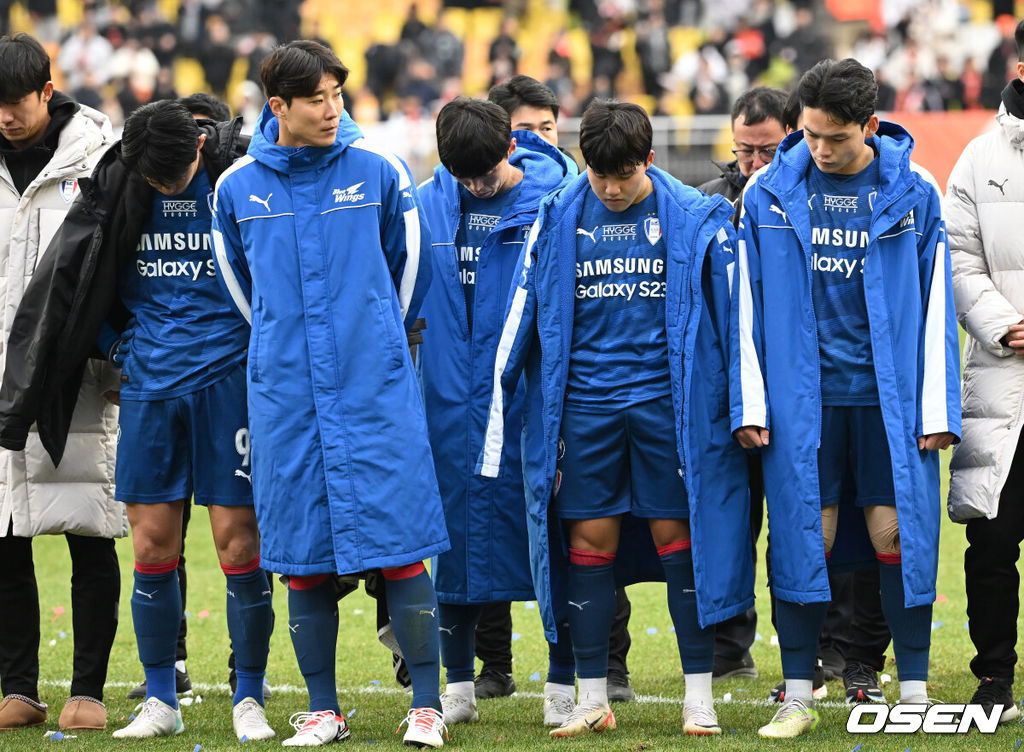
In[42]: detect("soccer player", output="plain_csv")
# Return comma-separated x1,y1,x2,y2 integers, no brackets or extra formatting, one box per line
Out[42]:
417,96,577,728
211,40,450,748
478,100,753,738
732,58,960,738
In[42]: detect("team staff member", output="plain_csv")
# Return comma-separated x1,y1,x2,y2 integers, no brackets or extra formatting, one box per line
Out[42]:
478,100,753,739
212,40,449,748
732,58,960,738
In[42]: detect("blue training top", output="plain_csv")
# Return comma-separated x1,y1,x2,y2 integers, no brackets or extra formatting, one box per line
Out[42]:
119,166,248,399
808,148,881,405
566,189,671,410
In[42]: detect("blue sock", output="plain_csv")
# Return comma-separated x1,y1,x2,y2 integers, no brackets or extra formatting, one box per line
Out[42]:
567,559,616,679
385,568,442,711
546,616,576,686
225,568,273,705
661,547,714,674
775,597,829,680
287,577,340,714
878,560,931,681
439,603,481,685
132,566,181,709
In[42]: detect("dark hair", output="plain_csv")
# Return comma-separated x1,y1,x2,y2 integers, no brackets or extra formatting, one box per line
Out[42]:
796,58,877,127
579,100,652,175
731,86,787,127
179,92,230,121
488,75,560,121
435,97,511,179
121,100,201,186
0,33,50,102
782,88,801,132
1016,19,1024,60
260,39,349,105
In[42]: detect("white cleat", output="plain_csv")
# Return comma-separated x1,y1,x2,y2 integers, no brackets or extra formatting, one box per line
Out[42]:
440,693,478,724
543,693,576,727
399,707,447,748
549,700,616,738
232,697,275,741
682,703,722,735
111,697,184,738
282,710,350,746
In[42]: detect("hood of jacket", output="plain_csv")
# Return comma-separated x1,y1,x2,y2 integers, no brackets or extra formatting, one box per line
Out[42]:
248,101,363,173
998,79,1024,150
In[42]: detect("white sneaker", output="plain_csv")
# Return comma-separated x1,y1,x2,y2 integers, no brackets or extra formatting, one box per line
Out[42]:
758,696,820,738
399,707,447,748
111,697,184,738
549,699,616,738
232,697,275,741
543,693,576,727
440,693,478,724
682,703,721,736
282,710,350,746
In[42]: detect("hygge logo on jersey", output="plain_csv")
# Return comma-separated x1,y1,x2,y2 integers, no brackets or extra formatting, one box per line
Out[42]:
846,703,1003,735
602,223,636,241
333,182,366,203
824,194,858,212
468,213,500,231
162,199,197,218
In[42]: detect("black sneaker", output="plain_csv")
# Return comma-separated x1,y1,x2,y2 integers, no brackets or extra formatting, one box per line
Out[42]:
770,664,826,702
713,650,758,681
971,677,1021,724
126,667,192,699
474,670,515,699
607,669,636,702
842,661,885,704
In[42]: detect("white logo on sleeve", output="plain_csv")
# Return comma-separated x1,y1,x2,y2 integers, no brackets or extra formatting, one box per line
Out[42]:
249,193,272,212
333,182,366,203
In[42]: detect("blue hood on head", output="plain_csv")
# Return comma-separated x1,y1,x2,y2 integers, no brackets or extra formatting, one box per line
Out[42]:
248,101,364,172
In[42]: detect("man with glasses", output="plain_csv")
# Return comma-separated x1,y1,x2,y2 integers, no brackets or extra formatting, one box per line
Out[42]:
697,86,787,683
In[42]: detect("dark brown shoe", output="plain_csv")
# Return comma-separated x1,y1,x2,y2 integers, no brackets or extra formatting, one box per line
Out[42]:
58,696,107,730
0,694,47,730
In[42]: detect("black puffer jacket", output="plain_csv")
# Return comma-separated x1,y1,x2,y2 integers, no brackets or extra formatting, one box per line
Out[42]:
697,159,747,222
0,117,248,465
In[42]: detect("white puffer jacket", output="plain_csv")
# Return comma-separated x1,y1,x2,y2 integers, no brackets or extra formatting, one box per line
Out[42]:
0,103,125,538
945,103,1024,522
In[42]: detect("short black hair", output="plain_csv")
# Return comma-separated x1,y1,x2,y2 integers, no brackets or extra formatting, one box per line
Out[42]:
121,100,201,186
579,100,652,175
179,92,230,121
796,58,877,127
488,75,560,121
260,39,349,105
0,33,50,102
435,97,511,179
731,86,787,127
782,88,801,132
1016,19,1024,60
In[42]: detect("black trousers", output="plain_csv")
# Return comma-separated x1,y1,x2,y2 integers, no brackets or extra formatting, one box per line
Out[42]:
475,588,633,674
966,427,1024,681
0,529,119,701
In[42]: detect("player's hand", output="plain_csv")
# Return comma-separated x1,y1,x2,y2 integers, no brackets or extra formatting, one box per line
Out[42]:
733,425,770,448
102,390,120,406
1004,320,1024,354
917,432,955,451
109,318,136,367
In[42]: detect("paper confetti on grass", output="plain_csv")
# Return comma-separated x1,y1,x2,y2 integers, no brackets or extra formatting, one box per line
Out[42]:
511,633,521,641
530,672,541,681
198,610,210,619
524,602,536,609
51,606,65,621
646,627,658,635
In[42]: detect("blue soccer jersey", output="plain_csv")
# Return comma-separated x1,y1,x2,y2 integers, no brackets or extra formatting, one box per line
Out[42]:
808,151,881,405
118,167,248,399
455,183,521,327
566,189,671,410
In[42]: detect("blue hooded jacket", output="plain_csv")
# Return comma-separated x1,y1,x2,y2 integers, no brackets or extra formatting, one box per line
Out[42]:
731,122,961,606
476,166,754,640
211,104,449,575
417,131,575,604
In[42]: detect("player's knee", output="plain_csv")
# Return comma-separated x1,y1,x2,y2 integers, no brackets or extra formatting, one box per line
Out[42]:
867,508,900,556
821,505,838,553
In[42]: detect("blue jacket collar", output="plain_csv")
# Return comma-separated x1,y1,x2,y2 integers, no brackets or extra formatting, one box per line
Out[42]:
248,101,363,171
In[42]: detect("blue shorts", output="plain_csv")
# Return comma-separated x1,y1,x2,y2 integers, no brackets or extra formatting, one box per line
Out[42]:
116,363,253,506
818,405,896,508
554,394,688,520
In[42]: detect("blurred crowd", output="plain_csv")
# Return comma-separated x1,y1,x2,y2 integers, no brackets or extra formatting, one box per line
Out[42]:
0,0,1020,133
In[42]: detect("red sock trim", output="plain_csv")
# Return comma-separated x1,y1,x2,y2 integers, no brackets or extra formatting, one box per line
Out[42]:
657,540,691,557
381,562,426,581
289,573,331,590
568,548,616,566
135,557,180,575
876,552,901,565
221,555,261,576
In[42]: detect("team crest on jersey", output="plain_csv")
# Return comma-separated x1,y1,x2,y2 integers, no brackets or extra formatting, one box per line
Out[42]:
59,178,79,203
643,217,661,245
207,191,215,213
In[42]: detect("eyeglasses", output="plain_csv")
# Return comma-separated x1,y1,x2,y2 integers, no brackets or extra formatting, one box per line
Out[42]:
731,146,778,163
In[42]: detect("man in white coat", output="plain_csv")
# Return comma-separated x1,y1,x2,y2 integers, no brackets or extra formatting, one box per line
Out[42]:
946,17,1024,726
0,33,123,732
